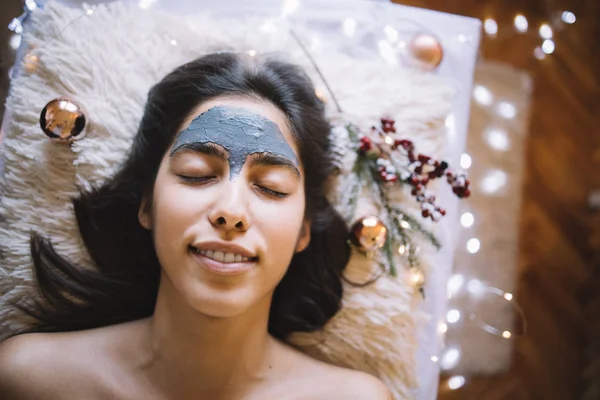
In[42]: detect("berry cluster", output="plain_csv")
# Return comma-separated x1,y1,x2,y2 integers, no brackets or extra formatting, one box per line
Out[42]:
356,117,471,221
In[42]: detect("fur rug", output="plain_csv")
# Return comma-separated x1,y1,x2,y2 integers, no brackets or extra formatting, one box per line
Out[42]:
0,1,453,398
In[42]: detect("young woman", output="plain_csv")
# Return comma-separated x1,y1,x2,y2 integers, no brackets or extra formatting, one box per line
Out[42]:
0,53,392,399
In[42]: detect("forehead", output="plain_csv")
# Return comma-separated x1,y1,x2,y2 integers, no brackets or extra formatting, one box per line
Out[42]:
180,96,297,152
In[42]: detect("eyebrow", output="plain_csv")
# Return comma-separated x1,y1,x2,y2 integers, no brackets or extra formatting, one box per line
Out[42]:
170,142,227,160
170,142,300,179
248,153,301,180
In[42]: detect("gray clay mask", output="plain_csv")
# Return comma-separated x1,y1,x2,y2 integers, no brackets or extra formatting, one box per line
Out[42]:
171,106,299,180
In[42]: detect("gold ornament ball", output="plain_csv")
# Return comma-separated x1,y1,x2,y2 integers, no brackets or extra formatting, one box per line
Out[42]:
350,216,388,252
409,33,444,70
39,98,87,141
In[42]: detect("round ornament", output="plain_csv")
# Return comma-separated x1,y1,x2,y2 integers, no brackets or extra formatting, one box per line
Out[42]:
349,216,388,252
409,33,444,70
39,98,87,141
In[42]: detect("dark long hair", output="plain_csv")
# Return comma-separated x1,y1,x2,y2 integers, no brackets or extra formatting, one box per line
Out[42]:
11,52,350,341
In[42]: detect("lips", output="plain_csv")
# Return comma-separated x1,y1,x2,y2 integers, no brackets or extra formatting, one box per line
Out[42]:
190,241,257,259
188,242,258,276
190,247,253,263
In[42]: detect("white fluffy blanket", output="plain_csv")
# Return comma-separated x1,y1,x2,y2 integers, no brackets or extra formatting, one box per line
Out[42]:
0,1,453,398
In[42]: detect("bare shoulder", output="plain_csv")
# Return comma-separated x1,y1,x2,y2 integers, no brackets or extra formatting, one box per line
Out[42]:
0,322,139,400
319,365,393,400
0,332,70,399
279,343,392,399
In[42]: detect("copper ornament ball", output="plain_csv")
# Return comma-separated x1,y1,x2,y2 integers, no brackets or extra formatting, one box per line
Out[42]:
350,216,388,252
409,33,444,70
39,98,87,141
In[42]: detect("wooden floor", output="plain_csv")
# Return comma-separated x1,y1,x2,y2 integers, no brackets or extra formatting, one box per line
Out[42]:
1,1,599,399
391,0,600,398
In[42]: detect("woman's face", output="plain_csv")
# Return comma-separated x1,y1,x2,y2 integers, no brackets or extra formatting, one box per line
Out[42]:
138,96,311,317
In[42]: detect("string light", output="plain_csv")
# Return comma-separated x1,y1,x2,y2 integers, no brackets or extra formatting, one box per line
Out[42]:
497,101,517,119
248,49,257,57
447,274,465,297
466,238,480,254
481,169,507,194
473,85,493,106
467,286,528,339
561,11,576,24
169,39,177,46
440,347,461,369
431,356,439,363
398,245,407,255
514,14,528,32
399,220,411,229
539,23,553,39
447,309,461,324
460,212,474,228
438,322,448,334
467,279,485,295
460,153,472,169
484,127,510,151
542,39,555,54
483,19,498,36
448,375,466,390
409,267,425,289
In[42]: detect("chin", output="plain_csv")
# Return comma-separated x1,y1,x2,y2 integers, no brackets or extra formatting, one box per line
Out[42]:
183,281,259,318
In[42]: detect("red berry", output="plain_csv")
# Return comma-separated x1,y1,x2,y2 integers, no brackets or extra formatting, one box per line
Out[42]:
422,210,430,218
439,209,446,216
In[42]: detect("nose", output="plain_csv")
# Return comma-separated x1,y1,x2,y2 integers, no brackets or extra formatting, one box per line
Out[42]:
208,181,250,233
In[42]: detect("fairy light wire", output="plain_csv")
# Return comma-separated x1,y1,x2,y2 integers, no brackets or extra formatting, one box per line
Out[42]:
467,286,527,339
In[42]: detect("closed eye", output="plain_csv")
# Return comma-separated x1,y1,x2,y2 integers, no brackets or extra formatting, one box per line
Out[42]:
177,175,216,184
177,175,288,198
255,184,289,199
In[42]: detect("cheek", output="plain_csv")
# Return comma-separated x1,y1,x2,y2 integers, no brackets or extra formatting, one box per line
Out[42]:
254,195,306,256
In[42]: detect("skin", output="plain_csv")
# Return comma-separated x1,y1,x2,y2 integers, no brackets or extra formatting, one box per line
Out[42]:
0,96,392,400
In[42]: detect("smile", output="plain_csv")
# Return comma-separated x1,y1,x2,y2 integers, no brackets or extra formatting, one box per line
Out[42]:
189,246,257,276
189,246,257,264
193,248,248,263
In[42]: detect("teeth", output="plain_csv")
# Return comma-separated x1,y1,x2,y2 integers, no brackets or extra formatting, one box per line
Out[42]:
194,247,251,264
213,251,225,262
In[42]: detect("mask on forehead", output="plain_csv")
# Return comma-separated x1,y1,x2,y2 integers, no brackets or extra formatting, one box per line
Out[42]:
171,106,299,180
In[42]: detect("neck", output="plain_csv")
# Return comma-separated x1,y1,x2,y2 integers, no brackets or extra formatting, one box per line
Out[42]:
138,272,278,399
